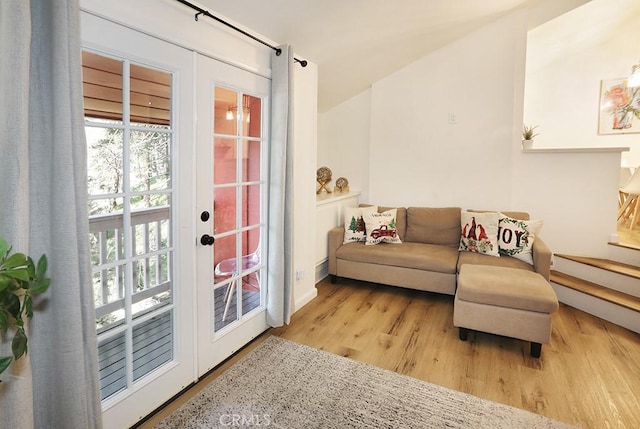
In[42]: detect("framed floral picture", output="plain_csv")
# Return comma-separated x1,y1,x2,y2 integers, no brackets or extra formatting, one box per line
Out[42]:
598,78,640,134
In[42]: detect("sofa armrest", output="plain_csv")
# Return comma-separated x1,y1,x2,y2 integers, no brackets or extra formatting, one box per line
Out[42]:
328,226,345,275
532,237,552,282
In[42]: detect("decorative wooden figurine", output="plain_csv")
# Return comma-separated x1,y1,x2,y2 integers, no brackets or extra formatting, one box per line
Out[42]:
316,166,333,194
334,177,349,193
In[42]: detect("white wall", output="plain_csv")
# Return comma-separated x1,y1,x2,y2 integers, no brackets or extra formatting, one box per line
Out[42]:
369,12,522,209
511,149,621,257
318,89,372,201
292,62,319,310
524,0,640,166
318,0,623,257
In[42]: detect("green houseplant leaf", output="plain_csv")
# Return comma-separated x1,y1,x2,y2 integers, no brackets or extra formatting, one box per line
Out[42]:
1,252,28,270
0,311,8,332
522,124,539,140
0,237,9,259
0,356,12,374
2,292,21,319
36,254,48,280
0,274,10,293
0,236,50,380
29,277,51,295
12,327,28,359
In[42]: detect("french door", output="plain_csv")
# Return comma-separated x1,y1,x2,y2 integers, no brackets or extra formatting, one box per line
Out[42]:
82,12,196,429
195,55,270,376
82,11,272,428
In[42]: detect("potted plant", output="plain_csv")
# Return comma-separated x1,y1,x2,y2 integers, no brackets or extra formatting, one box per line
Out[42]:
522,124,539,149
0,236,50,379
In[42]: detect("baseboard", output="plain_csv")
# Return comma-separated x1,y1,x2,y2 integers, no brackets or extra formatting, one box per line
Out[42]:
315,260,328,284
294,288,318,313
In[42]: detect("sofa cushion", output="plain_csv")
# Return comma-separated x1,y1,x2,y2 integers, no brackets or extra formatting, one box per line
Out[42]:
501,211,530,221
457,251,534,273
378,206,407,242
360,205,407,241
459,210,500,257
363,209,402,245
470,209,530,221
343,205,378,244
405,207,461,246
457,265,558,313
336,242,459,274
498,214,543,265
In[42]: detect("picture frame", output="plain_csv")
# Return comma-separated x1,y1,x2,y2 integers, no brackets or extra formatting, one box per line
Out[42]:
598,78,640,134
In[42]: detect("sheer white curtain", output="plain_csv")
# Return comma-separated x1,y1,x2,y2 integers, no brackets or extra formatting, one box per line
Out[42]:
0,1,102,427
267,45,295,326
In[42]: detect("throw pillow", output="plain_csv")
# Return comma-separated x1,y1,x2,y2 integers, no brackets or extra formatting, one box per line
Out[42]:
459,210,500,257
363,209,402,245
498,214,543,265
343,206,378,244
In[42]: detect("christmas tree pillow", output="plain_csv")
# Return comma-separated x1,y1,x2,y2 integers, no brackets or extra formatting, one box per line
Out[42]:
498,214,543,265
343,206,378,244
363,208,402,245
458,210,500,257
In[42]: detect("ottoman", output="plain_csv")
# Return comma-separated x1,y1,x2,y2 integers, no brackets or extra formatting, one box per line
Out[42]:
454,264,559,358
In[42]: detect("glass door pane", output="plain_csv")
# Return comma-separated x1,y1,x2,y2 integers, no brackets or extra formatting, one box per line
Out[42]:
195,52,269,377
212,86,265,331
84,50,176,401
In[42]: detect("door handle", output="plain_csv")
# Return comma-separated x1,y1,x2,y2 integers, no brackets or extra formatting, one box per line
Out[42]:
200,234,215,246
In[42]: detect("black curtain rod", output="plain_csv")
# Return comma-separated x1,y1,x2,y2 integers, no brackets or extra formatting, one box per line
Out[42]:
175,0,307,67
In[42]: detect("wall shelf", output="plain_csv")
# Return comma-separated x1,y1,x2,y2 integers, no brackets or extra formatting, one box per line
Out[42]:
316,190,361,206
522,147,629,154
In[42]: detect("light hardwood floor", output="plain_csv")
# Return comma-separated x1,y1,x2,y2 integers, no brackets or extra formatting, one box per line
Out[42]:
616,219,640,248
140,277,640,429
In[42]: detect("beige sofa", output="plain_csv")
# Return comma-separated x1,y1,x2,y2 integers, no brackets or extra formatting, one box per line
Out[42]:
454,264,559,357
327,206,552,292
327,205,556,357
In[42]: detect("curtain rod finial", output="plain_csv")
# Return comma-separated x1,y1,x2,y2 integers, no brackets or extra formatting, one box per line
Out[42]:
275,48,282,56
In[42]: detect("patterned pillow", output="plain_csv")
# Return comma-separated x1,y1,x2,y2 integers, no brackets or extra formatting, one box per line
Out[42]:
498,214,543,264
343,206,378,244
363,209,402,245
459,210,500,257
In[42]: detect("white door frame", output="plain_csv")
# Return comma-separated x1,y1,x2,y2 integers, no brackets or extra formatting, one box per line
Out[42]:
195,53,270,376
81,11,197,429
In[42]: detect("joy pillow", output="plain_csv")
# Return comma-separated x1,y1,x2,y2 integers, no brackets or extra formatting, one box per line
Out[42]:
498,214,543,265
459,210,500,257
343,206,378,244
363,209,402,245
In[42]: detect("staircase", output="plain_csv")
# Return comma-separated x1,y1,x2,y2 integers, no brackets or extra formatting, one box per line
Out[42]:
550,243,640,334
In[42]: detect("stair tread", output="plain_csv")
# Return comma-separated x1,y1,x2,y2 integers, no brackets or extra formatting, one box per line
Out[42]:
608,241,640,251
555,254,640,280
551,271,640,313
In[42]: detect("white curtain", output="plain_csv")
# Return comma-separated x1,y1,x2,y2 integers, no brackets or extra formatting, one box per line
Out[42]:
0,1,102,428
267,45,295,326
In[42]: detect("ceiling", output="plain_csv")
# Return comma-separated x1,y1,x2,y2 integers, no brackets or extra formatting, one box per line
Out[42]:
199,0,545,112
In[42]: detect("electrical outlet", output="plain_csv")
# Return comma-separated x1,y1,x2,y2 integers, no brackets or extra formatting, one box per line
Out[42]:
448,113,457,124
296,269,305,280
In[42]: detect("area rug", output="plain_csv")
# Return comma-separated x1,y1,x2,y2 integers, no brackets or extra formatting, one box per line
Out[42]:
156,336,574,429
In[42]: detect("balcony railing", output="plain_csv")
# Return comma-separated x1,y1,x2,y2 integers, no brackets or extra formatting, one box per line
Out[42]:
90,206,171,328
90,205,174,400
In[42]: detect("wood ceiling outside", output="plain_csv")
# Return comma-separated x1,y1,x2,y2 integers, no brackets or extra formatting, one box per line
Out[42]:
82,51,171,126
